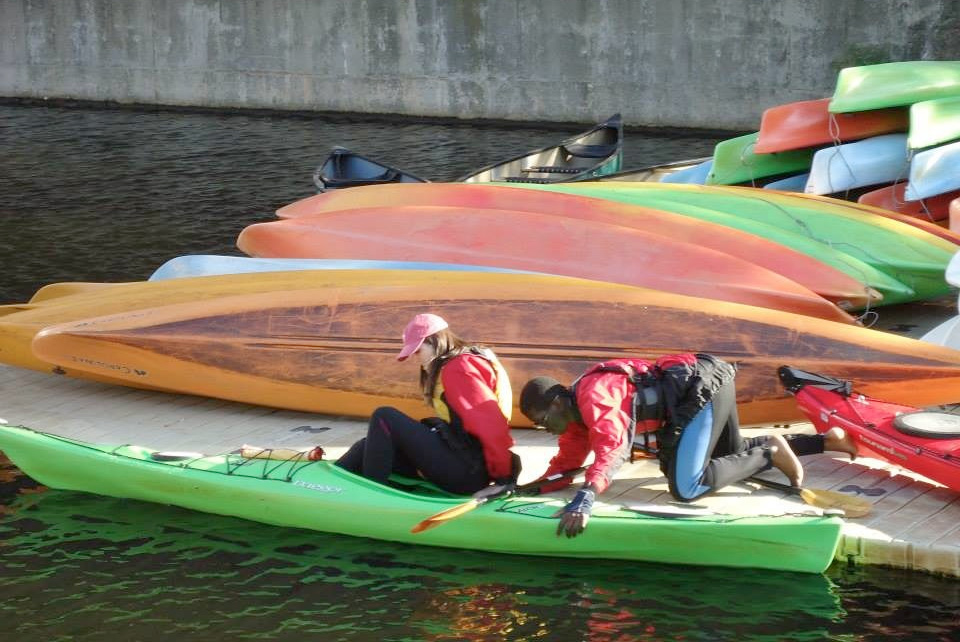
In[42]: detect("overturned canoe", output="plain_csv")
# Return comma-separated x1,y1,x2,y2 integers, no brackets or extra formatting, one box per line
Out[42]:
0,424,844,573
25,270,960,426
755,98,907,154
237,206,857,323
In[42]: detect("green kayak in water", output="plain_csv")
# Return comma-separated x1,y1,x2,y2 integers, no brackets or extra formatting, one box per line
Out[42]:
0,425,843,574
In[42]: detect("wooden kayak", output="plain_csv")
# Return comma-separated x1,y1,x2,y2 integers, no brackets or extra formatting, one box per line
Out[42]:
312,146,428,191
0,424,844,573
906,139,960,201
857,183,959,222
457,114,622,183
706,132,816,186
511,182,952,305
269,183,881,310
780,366,960,493
909,96,960,151
236,206,857,323
829,61,960,113
804,134,910,195
25,270,960,427
754,98,908,154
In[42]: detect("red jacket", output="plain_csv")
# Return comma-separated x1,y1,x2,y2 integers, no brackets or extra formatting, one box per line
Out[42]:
541,354,697,494
439,353,515,481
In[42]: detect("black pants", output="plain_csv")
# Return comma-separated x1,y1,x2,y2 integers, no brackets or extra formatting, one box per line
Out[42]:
664,382,827,501
335,406,489,495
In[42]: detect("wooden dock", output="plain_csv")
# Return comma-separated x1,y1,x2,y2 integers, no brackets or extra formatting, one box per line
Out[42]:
1,362,958,577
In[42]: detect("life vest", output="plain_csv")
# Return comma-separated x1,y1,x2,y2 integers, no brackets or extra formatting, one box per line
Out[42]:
425,347,512,472
430,347,512,424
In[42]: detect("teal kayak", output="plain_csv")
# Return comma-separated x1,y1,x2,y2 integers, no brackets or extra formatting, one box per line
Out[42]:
829,61,960,113
507,182,943,305
0,425,843,574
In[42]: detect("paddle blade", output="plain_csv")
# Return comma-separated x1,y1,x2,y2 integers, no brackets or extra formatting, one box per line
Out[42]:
411,499,481,533
798,488,872,518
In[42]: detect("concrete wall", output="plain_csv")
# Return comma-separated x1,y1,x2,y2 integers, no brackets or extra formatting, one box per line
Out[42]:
2,0,958,130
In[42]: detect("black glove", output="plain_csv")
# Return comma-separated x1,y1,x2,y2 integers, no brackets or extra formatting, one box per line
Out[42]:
556,487,595,538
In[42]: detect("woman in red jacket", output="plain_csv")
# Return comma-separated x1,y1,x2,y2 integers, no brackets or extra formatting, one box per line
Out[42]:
336,313,519,494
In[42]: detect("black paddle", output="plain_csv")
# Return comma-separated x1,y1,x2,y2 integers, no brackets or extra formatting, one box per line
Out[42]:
411,466,587,533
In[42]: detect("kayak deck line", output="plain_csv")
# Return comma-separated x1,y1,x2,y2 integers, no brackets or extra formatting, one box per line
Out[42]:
0,363,958,577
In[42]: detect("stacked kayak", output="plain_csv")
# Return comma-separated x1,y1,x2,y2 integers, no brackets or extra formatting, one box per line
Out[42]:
239,205,857,323
0,424,844,573
10,270,960,426
780,366,960,494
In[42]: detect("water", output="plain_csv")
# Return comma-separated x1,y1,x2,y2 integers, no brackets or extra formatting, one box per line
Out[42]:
1,103,959,641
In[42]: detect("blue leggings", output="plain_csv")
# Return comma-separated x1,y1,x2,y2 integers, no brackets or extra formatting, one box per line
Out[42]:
666,382,772,501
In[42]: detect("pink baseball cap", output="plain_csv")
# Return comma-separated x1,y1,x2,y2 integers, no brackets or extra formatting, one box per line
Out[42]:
396,313,449,361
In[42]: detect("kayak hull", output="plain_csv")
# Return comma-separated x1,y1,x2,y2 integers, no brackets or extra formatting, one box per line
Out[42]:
756,98,907,154
23,270,960,427
0,424,843,573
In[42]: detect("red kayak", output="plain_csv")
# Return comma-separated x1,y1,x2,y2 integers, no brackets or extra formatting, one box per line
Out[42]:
779,366,960,493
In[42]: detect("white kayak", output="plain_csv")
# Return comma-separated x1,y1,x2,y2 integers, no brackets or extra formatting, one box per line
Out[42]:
805,134,910,195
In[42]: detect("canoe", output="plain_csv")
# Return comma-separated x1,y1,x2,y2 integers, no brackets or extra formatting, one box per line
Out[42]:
269,183,882,310
906,139,960,201
706,132,816,186
755,98,908,154
457,114,622,183
312,146,428,191
591,157,711,183
236,206,858,323
0,424,844,573
780,366,960,493
149,256,534,281
909,96,960,150
508,182,954,305
829,61,960,114
857,183,959,222
25,270,960,427
804,134,910,195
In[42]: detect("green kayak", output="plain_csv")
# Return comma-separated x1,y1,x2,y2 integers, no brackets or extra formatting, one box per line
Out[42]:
510,182,954,305
0,425,843,574
706,132,816,186
830,61,960,114
909,96,960,150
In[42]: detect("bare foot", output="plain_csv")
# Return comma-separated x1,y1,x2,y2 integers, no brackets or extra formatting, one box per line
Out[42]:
768,434,804,487
824,427,858,461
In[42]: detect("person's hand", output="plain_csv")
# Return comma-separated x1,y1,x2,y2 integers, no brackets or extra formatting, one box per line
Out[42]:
552,487,595,538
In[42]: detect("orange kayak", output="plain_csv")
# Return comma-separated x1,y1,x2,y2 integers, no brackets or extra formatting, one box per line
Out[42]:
237,206,856,324
755,98,908,154
857,183,960,222
28,270,960,427
274,183,880,310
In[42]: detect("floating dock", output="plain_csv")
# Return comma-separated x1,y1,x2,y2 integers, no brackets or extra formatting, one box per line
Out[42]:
0,362,958,577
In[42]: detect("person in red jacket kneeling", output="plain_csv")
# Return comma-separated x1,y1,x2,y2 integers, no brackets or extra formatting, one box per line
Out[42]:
336,313,520,495
519,353,856,538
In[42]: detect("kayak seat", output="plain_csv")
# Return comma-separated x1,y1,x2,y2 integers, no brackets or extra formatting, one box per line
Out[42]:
522,166,582,174
560,142,618,159
892,411,960,439
321,169,400,188
502,176,557,184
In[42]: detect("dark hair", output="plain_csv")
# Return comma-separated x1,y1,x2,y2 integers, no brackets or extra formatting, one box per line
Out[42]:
519,376,567,420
